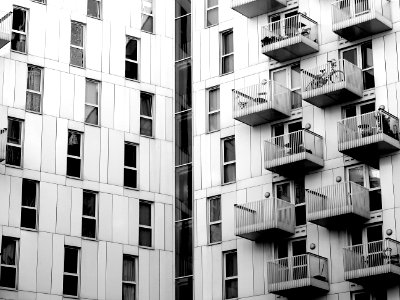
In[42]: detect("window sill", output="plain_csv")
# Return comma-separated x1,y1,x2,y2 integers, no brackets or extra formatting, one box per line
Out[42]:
11,49,27,55
0,287,17,292
221,181,236,186
87,15,102,20
220,71,234,77
124,186,139,191
63,295,79,299
141,30,155,35
21,227,37,232
208,241,222,246
206,129,220,134
84,122,100,128
140,134,154,139
31,0,46,4
70,64,85,69
139,245,155,250
205,23,218,29
5,164,22,169
26,109,42,115
66,175,83,181
125,77,141,83
81,236,97,241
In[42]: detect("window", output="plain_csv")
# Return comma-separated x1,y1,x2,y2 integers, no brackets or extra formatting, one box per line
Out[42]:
140,92,153,137
139,201,152,247
346,164,381,211
224,251,238,299
124,143,138,189
6,118,23,167
26,65,43,113
11,6,28,53
272,120,303,150
275,238,306,259
85,79,100,125
63,246,80,297
122,255,137,300
352,291,387,300
207,87,220,132
126,37,139,80
0,237,18,289
70,22,85,68
206,0,218,27
67,130,83,178
21,179,39,230
269,10,298,37
208,196,221,244
87,0,101,18
343,100,375,119
82,191,97,239
141,0,153,33
222,137,236,184
341,41,374,90
221,30,234,75
274,180,305,226
271,64,302,109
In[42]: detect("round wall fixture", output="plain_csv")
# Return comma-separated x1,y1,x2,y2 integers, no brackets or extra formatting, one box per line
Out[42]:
379,105,385,110
310,243,316,250
264,192,270,198
386,229,393,236
305,123,311,130
336,176,342,183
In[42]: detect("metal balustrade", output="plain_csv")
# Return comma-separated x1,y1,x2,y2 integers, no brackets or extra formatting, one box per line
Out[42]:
261,13,318,62
234,197,295,241
0,11,12,49
0,128,6,162
343,239,400,284
267,253,329,296
338,109,400,160
232,81,296,126
231,0,286,18
306,181,370,227
264,129,324,175
301,59,363,108
331,0,392,41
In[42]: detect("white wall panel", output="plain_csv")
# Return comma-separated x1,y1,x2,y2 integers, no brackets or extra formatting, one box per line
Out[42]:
36,232,53,294
19,231,38,292
73,75,85,122
159,251,173,300
139,248,150,300
140,137,150,191
24,113,42,171
3,59,16,108
83,125,101,182
107,129,124,186
81,240,98,299
8,176,22,228
50,234,65,295
14,61,26,110
60,72,75,121
56,185,72,235
0,175,10,226
211,244,223,300
106,242,123,300
114,85,130,132
141,34,151,83
39,182,58,233
43,68,60,117
70,187,83,237
41,115,57,174
149,250,160,300
112,195,129,244
86,19,103,72
44,6,60,61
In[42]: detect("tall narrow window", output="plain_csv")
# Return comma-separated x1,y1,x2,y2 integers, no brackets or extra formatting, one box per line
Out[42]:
70,22,85,68
11,7,28,53
85,79,100,125
222,137,236,184
221,29,234,75
140,92,153,137
125,37,139,81
124,143,138,189
207,87,220,132
275,180,305,226
224,251,238,299
6,118,23,167
63,246,80,297
21,179,39,230
208,196,221,244
67,130,83,178
26,65,43,113
0,237,18,289
139,201,152,247
122,255,137,300
141,0,153,33
82,191,97,239
206,0,218,27
271,64,302,109
87,0,101,18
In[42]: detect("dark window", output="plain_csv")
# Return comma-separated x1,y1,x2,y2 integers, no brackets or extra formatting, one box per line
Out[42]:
67,131,82,178
0,237,18,289
126,37,139,80
223,137,236,184
209,196,221,243
140,92,153,137
221,30,234,75
87,0,101,18
175,112,192,165
208,87,220,132
26,65,43,113
175,219,193,276
6,118,23,167
63,246,80,297
175,277,193,300
124,143,138,189
70,22,85,67
175,165,192,220
206,0,218,27
122,255,137,300
175,15,191,60
21,179,38,229
85,79,100,125
175,60,192,111
224,251,238,299
139,201,152,247
82,191,97,239
11,7,27,53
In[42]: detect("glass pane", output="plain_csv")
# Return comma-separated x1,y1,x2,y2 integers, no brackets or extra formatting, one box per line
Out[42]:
141,15,153,33
342,48,358,65
87,0,101,18
367,225,382,243
83,192,96,216
222,31,233,55
175,112,192,165
63,274,79,296
64,247,78,273
27,66,41,92
175,0,191,17
82,218,96,238
272,69,287,87
139,227,152,247
125,61,139,80
124,143,137,168
295,205,306,226
175,277,193,300
22,179,37,207
175,60,192,111
294,180,305,204
225,279,238,299
209,89,219,112
175,165,192,220
66,157,81,178
208,0,218,7
139,202,151,226
276,182,290,202
225,252,237,277
12,8,26,32
224,164,236,183
344,105,357,118
351,228,363,245
6,145,21,166
86,81,98,105
224,138,235,162
292,239,306,256
209,113,220,132
368,167,380,188
124,169,138,189
123,256,136,281
71,23,83,47
210,223,221,243
11,32,26,53
348,166,364,187
1,237,16,265
273,123,284,137
26,92,41,113
140,93,153,116
354,292,370,300
369,189,382,211
277,241,288,258
209,197,221,222
288,121,302,133
70,47,84,67
68,132,81,156
7,119,21,144
362,42,373,69
291,65,301,89
175,220,193,276
360,102,375,115
85,106,98,125
123,284,136,300
21,207,37,229
126,38,138,61
0,266,16,288
175,15,191,60
222,55,234,74
142,0,153,14
140,118,152,136
207,8,218,27
363,69,375,90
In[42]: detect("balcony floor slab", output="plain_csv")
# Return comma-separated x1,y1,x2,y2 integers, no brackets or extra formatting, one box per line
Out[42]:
269,278,329,297
232,0,286,18
234,108,290,126
265,152,324,176
345,264,400,286
237,226,294,241
308,210,369,228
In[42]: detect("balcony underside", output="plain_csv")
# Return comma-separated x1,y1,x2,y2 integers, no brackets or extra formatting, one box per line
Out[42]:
308,208,369,228
265,152,324,176
262,35,319,62
345,264,400,286
333,12,392,42
269,278,329,297
234,108,290,126
302,82,361,108
232,0,286,18
0,32,11,49
236,226,294,241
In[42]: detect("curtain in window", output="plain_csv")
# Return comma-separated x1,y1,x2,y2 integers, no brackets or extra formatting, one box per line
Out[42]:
140,94,152,117
122,284,136,300
123,257,135,281
71,23,83,46
27,68,41,91
26,93,41,112
7,119,20,144
1,239,15,265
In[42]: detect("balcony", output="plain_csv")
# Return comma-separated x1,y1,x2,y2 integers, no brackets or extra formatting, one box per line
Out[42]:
331,0,392,42
343,239,400,285
231,0,286,18
301,59,363,108
306,181,370,228
264,129,324,176
0,128,6,162
232,81,300,126
0,11,11,49
338,110,400,164
267,253,330,297
261,13,319,62
234,197,295,241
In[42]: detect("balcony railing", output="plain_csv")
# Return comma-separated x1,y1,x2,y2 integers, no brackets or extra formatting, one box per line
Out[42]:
234,197,295,241
0,11,12,49
306,181,370,227
267,253,329,296
301,59,363,108
338,110,400,161
231,0,286,18
264,129,324,175
261,13,319,62
343,239,400,285
0,128,6,162
332,0,392,41
232,81,298,126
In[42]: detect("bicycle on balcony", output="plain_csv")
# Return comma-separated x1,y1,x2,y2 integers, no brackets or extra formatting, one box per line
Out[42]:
304,59,345,91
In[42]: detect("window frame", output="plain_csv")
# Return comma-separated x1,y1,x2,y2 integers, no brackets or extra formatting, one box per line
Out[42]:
206,86,220,133
81,190,98,239
26,65,43,114
220,29,234,75
6,117,24,168
141,0,154,33
208,195,222,244
274,179,305,226
20,178,39,230
66,130,83,179
206,0,218,27
274,237,307,259
87,0,102,19
139,200,154,248
140,92,154,137
70,21,86,68
11,6,28,54
223,250,238,300
222,136,236,184
85,79,100,126
124,142,139,189
122,254,138,300
0,237,19,289
125,36,140,81
270,63,302,109
63,246,80,298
